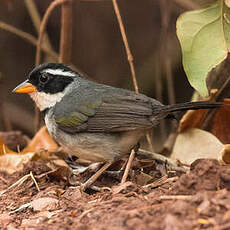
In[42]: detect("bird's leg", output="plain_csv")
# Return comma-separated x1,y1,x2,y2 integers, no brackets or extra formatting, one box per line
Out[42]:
81,162,112,191
71,162,102,175
121,143,140,183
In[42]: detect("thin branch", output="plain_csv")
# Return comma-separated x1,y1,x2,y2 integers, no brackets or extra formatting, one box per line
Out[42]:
30,171,40,192
25,0,57,131
159,195,194,200
0,174,31,196
112,0,138,93
160,0,175,105
36,0,71,66
59,0,73,63
8,203,31,214
24,0,53,51
0,21,58,60
121,149,135,183
35,0,71,131
137,149,178,167
143,175,179,188
112,0,154,179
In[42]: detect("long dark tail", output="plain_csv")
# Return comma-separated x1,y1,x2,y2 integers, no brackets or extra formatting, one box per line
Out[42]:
157,101,222,115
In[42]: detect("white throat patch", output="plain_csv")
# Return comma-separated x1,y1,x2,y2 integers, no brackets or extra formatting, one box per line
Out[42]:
29,91,64,111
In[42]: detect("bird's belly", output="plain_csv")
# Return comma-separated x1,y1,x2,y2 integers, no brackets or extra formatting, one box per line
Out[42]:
57,132,124,162
45,113,146,163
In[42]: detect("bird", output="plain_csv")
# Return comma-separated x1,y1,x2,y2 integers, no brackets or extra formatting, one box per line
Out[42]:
13,63,221,190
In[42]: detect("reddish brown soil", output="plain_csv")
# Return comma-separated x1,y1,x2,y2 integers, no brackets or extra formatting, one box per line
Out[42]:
1,158,230,230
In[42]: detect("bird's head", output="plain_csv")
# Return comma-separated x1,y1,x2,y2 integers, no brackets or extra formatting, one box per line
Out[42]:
13,63,76,111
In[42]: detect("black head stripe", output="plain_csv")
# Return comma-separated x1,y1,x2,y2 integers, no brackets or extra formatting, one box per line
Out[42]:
28,63,75,94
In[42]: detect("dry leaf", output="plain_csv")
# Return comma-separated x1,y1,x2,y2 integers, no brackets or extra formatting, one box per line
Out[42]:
23,126,58,153
136,171,153,186
0,152,34,174
179,109,208,133
211,99,230,144
219,144,230,164
179,99,230,144
225,0,230,7
172,128,224,165
0,136,15,155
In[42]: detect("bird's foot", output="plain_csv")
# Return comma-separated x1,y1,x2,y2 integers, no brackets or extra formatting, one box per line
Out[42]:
68,162,112,192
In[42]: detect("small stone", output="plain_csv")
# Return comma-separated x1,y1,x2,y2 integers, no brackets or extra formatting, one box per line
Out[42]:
31,197,59,212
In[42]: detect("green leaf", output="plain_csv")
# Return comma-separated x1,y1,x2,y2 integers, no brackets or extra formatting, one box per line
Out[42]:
176,0,230,96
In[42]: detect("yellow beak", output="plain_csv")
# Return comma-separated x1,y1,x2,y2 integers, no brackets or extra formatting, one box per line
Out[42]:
12,80,36,94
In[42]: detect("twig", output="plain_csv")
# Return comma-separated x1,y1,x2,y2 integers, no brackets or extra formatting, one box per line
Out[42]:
0,176,8,184
59,0,73,64
89,185,112,192
112,0,154,180
24,0,53,51
160,0,175,106
35,0,71,66
35,0,71,131
30,171,40,192
121,149,135,183
0,174,31,196
146,132,154,152
137,149,179,168
0,21,58,60
79,208,95,221
155,54,166,139
112,0,138,93
159,195,193,200
143,175,178,188
8,203,31,214
25,0,64,131
112,0,138,183
143,175,168,188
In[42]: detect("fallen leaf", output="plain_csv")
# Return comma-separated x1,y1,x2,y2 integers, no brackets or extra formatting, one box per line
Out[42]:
136,171,153,186
23,126,58,153
179,99,230,144
172,128,224,165
0,152,34,174
211,99,230,143
179,109,208,133
0,150,68,174
225,0,230,8
223,210,230,221
219,144,230,164
0,136,14,155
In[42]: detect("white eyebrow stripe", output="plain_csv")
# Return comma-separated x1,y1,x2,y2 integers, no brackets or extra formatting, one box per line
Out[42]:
43,68,76,77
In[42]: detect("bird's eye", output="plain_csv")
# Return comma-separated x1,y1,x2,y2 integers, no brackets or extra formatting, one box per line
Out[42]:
39,73,49,84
